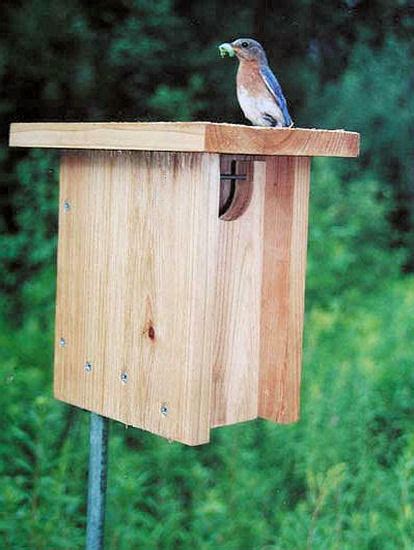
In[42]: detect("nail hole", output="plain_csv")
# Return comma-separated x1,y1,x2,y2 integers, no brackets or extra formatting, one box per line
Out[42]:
120,372,128,383
160,404,169,416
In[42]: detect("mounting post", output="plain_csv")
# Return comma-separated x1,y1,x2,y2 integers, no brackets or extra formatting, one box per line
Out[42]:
86,413,109,550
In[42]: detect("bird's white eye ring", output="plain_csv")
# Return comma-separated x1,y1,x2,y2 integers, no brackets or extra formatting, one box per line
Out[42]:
241,41,249,48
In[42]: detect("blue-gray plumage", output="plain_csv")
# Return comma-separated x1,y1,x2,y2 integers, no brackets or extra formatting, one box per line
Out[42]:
219,38,293,128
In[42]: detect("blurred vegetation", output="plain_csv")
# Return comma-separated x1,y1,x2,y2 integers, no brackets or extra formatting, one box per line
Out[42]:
1,1,414,548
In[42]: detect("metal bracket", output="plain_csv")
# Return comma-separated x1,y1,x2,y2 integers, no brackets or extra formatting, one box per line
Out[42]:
219,156,253,221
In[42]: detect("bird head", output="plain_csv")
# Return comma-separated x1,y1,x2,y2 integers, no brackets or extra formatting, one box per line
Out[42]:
219,38,268,64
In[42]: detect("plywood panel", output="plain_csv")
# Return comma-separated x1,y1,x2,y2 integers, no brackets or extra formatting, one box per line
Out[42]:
259,157,310,423
10,122,360,158
211,160,266,427
54,151,220,445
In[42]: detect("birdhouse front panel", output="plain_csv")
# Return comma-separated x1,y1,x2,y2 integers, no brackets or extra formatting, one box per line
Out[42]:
54,150,221,445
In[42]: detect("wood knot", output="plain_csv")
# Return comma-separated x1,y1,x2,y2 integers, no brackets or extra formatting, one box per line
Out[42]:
143,321,156,341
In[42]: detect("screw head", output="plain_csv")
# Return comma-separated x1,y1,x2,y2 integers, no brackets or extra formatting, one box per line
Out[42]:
160,404,169,416
120,372,128,383
59,337,66,347
84,361,92,372
63,201,71,212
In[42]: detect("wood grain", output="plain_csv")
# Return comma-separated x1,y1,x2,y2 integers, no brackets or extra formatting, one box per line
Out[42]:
211,160,266,427
54,150,220,445
205,124,359,158
9,122,359,158
259,156,310,423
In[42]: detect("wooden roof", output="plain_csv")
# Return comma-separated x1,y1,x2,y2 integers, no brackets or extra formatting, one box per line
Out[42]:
9,122,359,157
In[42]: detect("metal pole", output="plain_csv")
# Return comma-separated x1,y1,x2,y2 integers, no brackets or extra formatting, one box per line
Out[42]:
86,413,109,550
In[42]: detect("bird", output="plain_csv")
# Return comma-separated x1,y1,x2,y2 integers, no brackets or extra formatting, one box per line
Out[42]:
219,38,293,128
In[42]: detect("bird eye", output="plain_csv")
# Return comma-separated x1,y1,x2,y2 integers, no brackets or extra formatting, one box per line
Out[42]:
241,41,249,48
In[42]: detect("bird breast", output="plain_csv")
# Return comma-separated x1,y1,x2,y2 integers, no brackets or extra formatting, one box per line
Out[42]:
236,63,284,127
237,86,283,126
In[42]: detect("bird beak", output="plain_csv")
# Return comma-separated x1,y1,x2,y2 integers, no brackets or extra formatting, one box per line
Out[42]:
219,43,235,58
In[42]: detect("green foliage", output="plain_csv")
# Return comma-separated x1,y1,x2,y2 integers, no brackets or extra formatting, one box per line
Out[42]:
0,149,58,321
306,159,405,309
0,313,87,548
148,75,206,121
1,1,414,548
308,35,414,260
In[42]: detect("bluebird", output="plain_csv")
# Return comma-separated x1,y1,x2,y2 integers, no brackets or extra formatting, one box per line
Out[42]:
219,38,293,128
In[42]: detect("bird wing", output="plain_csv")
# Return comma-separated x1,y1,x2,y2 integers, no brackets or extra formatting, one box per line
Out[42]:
260,65,293,126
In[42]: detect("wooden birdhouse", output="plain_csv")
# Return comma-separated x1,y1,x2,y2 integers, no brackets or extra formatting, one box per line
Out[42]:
9,122,359,445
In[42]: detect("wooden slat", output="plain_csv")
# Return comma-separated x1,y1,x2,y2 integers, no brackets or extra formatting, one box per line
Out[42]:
54,150,220,445
205,124,359,158
9,122,359,158
259,156,310,423
11,122,206,153
211,159,266,427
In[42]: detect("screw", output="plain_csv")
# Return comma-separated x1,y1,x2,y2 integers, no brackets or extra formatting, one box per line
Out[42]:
63,201,71,212
120,372,128,383
59,337,66,347
160,404,169,416
84,361,92,372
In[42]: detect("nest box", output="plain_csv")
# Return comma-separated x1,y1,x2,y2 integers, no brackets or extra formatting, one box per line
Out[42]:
9,122,359,445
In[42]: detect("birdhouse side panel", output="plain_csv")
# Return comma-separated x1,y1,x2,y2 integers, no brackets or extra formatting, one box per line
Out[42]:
259,156,311,423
